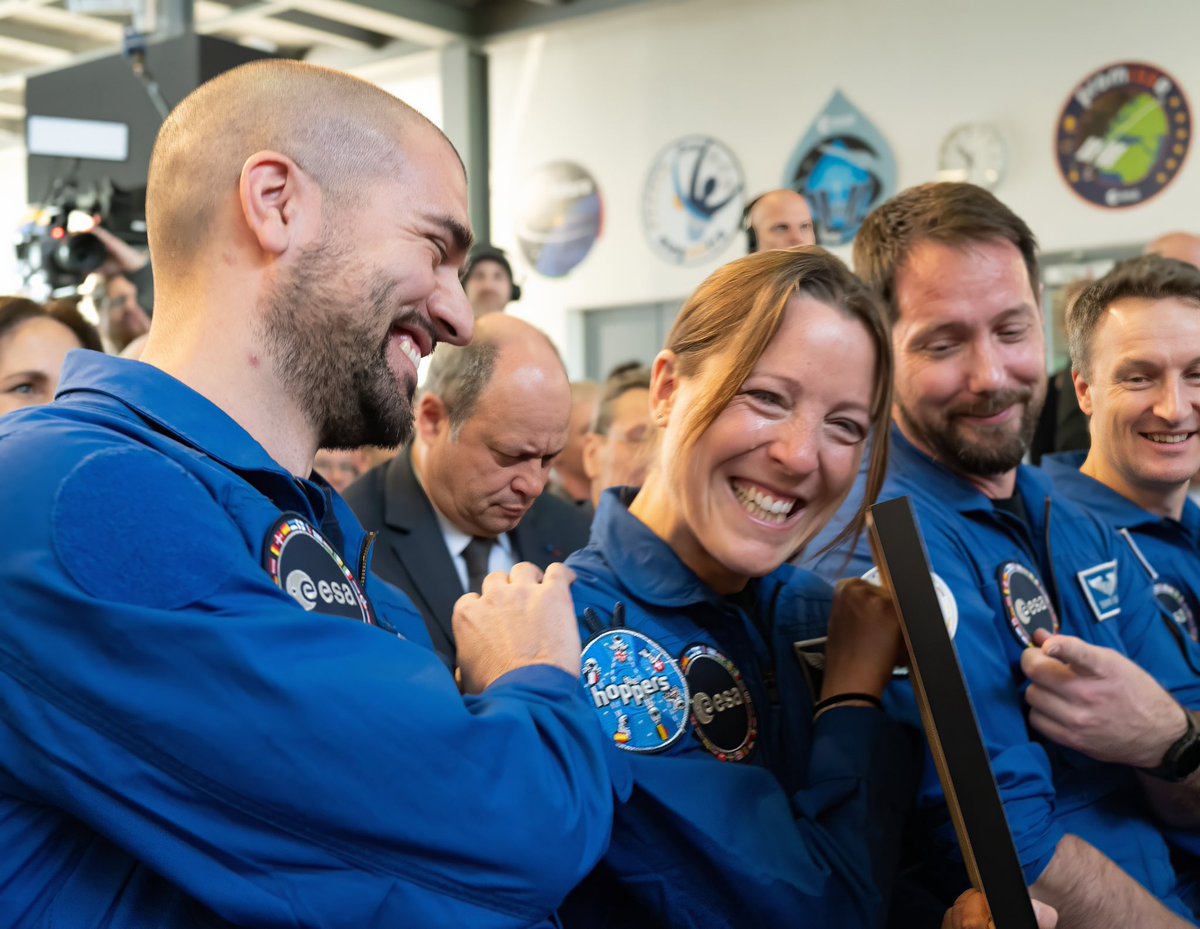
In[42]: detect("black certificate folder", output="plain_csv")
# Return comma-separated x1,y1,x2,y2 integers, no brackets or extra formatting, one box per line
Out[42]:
868,496,1038,929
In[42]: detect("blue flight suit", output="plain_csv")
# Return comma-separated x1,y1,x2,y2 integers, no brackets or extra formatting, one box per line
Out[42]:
812,426,1200,921
0,352,624,929
1042,450,1200,869
1042,450,1200,654
559,490,916,929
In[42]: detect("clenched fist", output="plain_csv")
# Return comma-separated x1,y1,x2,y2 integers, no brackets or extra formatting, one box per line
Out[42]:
454,562,581,694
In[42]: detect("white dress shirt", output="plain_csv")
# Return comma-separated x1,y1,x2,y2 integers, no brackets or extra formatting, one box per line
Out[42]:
432,507,517,593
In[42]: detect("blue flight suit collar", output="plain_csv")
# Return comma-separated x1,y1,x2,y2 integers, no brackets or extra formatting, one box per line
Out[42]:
889,423,1055,518
589,488,761,612
54,350,332,524
888,424,1061,575
1042,450,1200,544
56,351,281,473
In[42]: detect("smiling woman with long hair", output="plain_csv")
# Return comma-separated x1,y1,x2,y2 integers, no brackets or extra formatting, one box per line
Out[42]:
558,246,908,928
558,247,1057,929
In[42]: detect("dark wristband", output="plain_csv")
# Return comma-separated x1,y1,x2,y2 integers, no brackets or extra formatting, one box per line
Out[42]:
1142,710,1200,782
814,692,883,713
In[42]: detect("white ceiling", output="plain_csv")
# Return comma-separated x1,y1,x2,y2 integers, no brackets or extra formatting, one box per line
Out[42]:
0,0,659,138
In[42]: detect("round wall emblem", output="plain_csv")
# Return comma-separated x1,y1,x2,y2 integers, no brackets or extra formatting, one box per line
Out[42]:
784,89,897,246
515,161,602,278
642,134,744,266
1056,61,1190,208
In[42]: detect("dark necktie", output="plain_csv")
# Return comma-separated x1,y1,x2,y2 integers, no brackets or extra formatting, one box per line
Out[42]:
462,536,494,594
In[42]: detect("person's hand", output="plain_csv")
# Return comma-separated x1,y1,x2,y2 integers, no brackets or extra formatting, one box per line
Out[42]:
88,224,149,277
941,888,1058,929
453,562,581,694
1022,630,1188,768
820,577,904,702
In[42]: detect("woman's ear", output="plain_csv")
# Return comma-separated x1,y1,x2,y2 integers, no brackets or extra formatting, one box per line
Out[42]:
648,349,680,428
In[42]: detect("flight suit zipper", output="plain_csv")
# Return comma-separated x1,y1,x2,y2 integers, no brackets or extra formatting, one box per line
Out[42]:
359,531,377,588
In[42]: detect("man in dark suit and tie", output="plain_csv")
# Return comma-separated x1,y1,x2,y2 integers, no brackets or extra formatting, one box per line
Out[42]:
345,313,591,665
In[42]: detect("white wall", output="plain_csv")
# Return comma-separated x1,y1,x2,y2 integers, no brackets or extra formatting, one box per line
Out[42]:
351,49,444,129
0,145,29,293
486,0,1200,375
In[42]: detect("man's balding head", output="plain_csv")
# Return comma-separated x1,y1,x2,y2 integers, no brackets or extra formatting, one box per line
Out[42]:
417,315,571,537
138,59,476,468
147,60,453,281
1146,232,1200,270
746,189,816,252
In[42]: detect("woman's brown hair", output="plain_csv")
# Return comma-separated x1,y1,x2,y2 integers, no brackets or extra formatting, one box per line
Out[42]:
663,246,893,552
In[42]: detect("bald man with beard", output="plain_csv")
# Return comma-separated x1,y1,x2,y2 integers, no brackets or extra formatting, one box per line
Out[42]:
0,60,622,928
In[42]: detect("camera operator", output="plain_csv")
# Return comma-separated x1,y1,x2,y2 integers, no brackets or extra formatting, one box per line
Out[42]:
87,225,152,353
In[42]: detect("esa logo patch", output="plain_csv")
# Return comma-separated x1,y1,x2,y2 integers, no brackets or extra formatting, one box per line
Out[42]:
263,515,374,625
1155,582,1199,642
581,629,689,753
998,562,1058,647
680,644,757,762
1077,561,1120,621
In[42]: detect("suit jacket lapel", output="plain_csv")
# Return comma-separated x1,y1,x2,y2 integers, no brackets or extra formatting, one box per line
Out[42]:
383,449,463,650
513,502,559,568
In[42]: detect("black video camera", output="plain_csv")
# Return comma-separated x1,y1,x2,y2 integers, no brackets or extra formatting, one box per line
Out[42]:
16,178,146,298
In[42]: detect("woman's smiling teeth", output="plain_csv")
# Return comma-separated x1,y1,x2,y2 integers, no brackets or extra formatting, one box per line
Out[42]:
732,479,798,524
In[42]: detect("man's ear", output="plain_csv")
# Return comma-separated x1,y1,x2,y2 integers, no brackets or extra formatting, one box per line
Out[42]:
581,432,602,481
1071,369,1094,417
648,350,680,428
238,150,322,257
415,392,450,445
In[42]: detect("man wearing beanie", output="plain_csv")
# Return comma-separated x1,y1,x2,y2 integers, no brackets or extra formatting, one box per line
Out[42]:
462,244,521,318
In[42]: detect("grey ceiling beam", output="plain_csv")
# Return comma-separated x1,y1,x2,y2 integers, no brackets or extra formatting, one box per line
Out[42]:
304,36,428,74
0,0,58,21
475,0,668,36
291,0,472,45
155,0,195,38
0,18,114,54
272,7,388,47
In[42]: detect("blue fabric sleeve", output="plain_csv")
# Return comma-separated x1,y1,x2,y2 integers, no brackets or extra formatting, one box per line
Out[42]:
1104,525,1200,708
0,439,618,928
893,522,1066,885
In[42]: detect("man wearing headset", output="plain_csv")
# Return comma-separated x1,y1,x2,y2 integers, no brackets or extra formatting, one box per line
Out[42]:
742,188,816,253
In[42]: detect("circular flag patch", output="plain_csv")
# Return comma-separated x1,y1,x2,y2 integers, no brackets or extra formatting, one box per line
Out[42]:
1155,581,1199,643
263,515,373,624
581,629,689,753
1055,61,1190,209
862,566,958,677
998,562,1058,647
861,566,959,639
680,644,757,762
